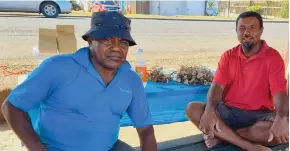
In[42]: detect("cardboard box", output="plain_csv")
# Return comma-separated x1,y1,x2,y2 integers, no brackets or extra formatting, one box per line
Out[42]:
38,28,58,54
56,25,77,54
36,25,77,64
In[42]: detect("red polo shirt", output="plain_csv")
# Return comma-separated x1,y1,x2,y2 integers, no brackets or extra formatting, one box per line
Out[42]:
213,40,287,110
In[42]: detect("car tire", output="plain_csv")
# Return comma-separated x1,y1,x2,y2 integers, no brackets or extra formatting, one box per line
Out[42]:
74,6,80,11
41,2,60,18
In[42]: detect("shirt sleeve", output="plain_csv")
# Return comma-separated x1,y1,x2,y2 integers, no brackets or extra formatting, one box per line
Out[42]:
268,51,287,96
213,51,230,87
126,75,152,128
7,57,57,112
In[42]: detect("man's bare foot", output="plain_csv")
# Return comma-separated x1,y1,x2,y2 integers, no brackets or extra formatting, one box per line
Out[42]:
203,134,223,148
247,144,271,151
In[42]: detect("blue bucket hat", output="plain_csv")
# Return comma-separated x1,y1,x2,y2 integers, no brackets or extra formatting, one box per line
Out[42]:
82,11,136,46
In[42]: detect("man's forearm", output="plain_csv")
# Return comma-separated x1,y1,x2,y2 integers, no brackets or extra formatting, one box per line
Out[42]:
139,133,157,151
1,100,46,151
205,82,224,112
274,92,289,117
137,126,158,151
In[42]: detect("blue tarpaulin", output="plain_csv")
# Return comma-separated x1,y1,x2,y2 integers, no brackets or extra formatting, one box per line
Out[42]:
120,81,209,126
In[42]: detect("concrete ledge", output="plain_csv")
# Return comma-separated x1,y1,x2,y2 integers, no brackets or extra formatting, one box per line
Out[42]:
134,134,289,151
134,134,205,151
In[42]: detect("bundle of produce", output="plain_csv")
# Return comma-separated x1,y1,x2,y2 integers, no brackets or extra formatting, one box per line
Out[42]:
176,65,213,85
147,66,174,83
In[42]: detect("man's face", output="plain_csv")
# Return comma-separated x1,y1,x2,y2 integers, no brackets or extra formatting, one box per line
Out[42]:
88,37,129,69
236,17,263,52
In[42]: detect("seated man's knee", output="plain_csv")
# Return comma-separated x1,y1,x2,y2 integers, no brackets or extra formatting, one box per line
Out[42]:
237,121,271,136
185,102,205,124
237,121,273,143
236,127,250,139
249,121,272,135
254,121,273,128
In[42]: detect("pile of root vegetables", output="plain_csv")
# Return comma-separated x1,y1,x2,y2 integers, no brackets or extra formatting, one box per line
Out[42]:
147,65,213,85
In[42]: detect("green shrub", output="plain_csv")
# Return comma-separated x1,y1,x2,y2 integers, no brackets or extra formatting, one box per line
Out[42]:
278,0,289,19
247,5,264,15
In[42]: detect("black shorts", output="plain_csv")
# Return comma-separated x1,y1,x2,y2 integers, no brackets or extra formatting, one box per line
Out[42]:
216,103,276,130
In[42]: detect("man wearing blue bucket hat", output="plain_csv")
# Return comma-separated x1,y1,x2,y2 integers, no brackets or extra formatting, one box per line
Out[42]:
1,11,157,151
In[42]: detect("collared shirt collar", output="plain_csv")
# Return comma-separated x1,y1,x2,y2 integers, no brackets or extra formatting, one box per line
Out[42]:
72,46,91,68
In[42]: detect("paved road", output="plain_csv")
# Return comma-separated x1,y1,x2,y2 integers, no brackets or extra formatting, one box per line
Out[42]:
0,14,288,58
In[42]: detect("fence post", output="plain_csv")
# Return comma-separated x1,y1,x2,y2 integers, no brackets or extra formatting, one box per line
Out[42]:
227,0,231,17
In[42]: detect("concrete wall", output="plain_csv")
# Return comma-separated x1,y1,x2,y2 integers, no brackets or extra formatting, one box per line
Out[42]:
150,0,206,16
160,1,187,16
187,1,205,16
136,1,150,14
150,1,160,15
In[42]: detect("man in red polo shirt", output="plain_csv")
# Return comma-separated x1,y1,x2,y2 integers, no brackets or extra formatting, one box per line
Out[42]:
186,11,288,151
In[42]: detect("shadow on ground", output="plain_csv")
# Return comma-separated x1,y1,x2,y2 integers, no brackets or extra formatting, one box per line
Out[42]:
0,123,11,131
134,134,205,151
135,134,289,151
0,88,10,124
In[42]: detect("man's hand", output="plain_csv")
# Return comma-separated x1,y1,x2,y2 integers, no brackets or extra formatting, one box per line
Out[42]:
200,82,224,138
199,110,222,138
269,92,289,144
268,116,289,143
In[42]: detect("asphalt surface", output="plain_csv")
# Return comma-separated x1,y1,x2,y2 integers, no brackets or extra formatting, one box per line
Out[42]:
0,14,288,58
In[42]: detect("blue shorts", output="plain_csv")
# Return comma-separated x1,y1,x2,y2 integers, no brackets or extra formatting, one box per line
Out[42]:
216,103,276,130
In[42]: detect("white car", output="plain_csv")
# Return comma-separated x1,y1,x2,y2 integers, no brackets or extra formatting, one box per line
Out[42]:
0,0,72,18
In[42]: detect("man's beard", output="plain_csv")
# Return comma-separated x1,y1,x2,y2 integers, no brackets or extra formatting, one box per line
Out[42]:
242,42,254,53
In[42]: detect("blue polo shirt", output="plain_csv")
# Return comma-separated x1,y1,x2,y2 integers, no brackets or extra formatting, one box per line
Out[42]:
7,47,152,151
